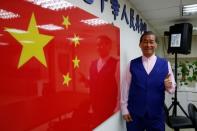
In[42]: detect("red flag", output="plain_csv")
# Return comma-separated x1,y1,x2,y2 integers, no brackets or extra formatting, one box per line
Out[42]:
0,0,120,130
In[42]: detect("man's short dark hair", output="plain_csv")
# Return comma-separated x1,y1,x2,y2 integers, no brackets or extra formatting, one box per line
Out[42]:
140,31,158,43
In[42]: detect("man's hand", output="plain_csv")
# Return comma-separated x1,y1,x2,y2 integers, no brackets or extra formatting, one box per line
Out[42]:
164,74,172,90
123,114,132,122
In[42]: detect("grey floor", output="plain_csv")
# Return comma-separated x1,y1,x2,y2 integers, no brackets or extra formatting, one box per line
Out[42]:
165,125,195,131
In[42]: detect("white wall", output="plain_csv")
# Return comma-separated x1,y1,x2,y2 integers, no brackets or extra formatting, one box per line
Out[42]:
65,0,152,131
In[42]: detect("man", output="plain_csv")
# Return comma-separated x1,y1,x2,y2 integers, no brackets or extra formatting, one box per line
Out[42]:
121,31,176,131
79,35,119,126
89,35,119,124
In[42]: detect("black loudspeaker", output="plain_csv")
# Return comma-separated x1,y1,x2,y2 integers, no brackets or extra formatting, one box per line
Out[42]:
167,23,193,54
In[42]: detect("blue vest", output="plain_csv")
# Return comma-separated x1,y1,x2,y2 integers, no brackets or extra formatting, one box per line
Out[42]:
89,57,118,112
128,56,168,117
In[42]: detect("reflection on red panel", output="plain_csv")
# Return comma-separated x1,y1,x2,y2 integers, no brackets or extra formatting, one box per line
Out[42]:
0,0,120,131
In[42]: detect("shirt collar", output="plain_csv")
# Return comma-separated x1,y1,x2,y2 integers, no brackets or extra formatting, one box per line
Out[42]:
98,56,110,63
142,54,156,61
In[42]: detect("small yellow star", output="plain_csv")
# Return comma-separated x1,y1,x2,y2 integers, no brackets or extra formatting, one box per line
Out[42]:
62,16,71,29
72,56,80,69
71,34,80,47
63,73,72,86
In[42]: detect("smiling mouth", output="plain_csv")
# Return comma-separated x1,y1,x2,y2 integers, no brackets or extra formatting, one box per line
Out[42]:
144,49,152,51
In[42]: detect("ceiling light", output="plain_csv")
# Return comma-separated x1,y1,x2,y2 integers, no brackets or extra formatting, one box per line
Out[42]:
4,28,27,34
0,42,9,46
81,18,109,26
0,9,20,19
193,27,197,31
19,40,34,44
37,24,64,31
67,36,83,41
182,4,197,16
26,0,75,11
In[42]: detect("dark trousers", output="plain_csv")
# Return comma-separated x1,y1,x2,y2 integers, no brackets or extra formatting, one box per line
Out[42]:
126,112,165,131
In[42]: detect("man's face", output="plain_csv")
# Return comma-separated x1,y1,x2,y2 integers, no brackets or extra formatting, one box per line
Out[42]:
97,42,111,58
139,34,157,57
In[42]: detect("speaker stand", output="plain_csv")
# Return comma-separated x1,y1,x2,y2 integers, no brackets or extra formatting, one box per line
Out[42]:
168,52,189,117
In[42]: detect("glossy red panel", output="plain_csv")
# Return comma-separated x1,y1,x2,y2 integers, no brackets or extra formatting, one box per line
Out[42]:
0,0,120,131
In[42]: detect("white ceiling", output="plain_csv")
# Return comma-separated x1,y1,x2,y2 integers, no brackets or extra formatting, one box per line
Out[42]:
129,0,197,36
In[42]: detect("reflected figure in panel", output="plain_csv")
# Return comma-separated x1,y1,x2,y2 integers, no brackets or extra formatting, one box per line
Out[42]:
79,35,119,127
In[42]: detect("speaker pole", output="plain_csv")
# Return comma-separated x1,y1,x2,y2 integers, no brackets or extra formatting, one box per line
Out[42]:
168,52,189,117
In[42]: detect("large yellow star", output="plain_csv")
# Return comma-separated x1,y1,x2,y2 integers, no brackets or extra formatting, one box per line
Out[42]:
72,56,80,69
71,34,80,47
5,13,54,68
63,73,72,86
62,16,71,29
